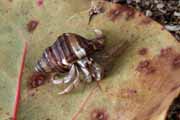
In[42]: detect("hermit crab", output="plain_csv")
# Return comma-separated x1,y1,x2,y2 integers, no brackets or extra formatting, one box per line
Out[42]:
35,29,105,94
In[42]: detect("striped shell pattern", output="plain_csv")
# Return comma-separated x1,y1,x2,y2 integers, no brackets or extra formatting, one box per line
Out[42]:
34,29,105,94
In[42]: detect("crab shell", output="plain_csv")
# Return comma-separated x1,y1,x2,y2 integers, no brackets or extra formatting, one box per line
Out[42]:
35,33,104,73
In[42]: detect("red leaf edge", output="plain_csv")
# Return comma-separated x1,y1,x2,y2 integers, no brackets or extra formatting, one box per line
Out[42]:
12,41,28,120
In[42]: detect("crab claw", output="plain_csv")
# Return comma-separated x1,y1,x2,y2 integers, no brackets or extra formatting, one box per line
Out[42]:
51,64,76,84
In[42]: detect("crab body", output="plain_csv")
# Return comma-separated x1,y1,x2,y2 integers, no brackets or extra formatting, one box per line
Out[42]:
35,29,105,94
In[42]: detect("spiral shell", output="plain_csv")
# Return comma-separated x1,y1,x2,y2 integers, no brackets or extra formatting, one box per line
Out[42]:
35,32,104,73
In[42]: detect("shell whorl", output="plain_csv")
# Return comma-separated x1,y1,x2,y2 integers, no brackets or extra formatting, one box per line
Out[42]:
35,32,104,73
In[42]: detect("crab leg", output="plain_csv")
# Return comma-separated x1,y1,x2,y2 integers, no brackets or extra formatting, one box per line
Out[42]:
51,64,76,84
77,57,93,83
90,59,104,81
58,66,80,95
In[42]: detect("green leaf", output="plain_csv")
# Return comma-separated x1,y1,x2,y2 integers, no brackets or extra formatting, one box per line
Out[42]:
0,13,25,119
0,0,179,120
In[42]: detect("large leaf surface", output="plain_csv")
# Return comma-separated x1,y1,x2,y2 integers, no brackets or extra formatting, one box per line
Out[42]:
0,9,25,120
0,0,179,120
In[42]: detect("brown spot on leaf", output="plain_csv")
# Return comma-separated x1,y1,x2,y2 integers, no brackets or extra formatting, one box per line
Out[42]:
107,4,135,21
160,47,173,57
172,55,180,69
6,112,10,115
126,8,136,20
160,47,180,69
28,72,47,89
136,47,180,90
27,20,39,32
140,17,152,25
36,0,44,7
136,60,156,74
91,108,108,120
120,88,137,98
138,48,148,56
